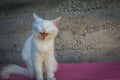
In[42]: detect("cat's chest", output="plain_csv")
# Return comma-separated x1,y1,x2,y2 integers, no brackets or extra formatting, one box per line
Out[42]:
34,39,54,53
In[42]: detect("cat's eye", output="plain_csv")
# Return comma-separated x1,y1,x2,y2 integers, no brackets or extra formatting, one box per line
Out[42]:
47,26,50,29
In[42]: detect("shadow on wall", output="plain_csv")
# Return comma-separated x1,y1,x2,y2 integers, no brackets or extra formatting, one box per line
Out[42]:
0,0,64,9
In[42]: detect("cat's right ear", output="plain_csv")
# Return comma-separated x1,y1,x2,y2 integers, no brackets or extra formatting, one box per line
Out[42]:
52,16,61,26
33,13,43,21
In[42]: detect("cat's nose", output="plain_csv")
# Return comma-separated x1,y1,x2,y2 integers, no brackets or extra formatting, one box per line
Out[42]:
42,28,46,32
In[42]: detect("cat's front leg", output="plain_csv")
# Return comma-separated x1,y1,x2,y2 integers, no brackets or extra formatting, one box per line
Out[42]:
45,58,56,80
34,55,43,80
35,61,43,80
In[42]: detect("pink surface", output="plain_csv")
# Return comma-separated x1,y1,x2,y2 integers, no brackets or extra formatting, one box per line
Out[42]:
0,62,120,80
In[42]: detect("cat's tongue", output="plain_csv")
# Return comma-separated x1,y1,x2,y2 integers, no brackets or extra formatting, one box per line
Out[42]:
40,33,48,40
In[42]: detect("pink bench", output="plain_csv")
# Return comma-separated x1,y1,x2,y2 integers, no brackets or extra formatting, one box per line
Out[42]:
0,62,120,80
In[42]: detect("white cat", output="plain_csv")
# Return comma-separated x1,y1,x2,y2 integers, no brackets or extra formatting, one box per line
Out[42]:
1,13,61,80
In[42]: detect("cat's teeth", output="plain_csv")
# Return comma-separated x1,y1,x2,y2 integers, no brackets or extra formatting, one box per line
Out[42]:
40,32,48,40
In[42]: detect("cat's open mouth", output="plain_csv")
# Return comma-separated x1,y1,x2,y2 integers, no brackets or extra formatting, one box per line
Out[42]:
40,32,48,40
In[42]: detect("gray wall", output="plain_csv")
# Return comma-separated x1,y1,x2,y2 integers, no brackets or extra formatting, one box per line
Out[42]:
0,0,120,66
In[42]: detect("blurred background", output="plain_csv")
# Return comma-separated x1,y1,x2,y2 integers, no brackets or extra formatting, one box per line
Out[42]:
0,0,120,66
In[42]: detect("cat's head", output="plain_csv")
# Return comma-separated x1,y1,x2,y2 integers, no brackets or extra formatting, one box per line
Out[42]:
32,13,61,41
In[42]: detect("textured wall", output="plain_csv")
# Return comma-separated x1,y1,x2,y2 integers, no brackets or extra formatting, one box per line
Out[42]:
0,0,120,66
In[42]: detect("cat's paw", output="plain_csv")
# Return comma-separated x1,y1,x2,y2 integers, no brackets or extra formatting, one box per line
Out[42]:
47,77,56,80
35,79,43,80
36,77,43,80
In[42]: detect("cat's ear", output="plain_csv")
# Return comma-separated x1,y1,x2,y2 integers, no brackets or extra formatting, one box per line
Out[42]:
52,16,61,26
33,13,43,21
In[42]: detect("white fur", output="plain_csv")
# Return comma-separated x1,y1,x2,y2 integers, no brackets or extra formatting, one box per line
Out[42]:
1,13,61,80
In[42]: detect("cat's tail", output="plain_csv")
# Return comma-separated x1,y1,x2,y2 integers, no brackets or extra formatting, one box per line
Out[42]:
1,64,31,79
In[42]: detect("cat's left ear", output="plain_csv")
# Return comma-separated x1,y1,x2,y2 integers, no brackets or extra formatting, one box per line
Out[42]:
52,16,61,26
33,13,43,21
